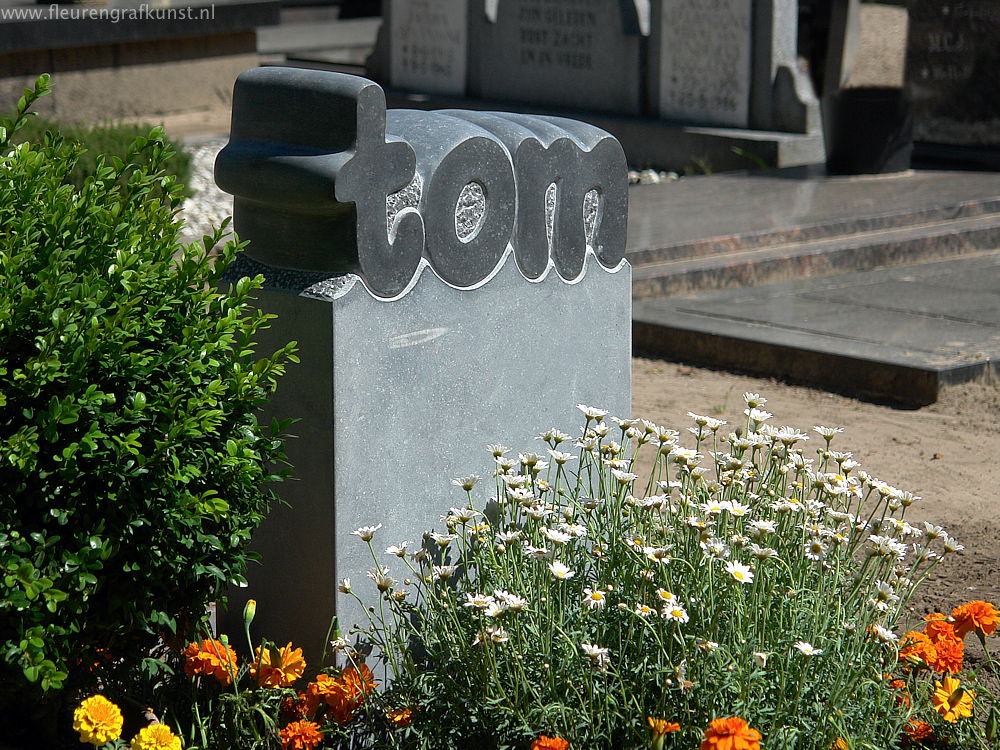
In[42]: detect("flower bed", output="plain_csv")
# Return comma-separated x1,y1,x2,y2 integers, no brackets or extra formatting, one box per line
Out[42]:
70,396,998,749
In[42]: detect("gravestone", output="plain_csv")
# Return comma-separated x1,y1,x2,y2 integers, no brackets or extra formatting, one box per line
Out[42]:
466,0,648,115
215,67,632,655
905,0,1000,148
652,0,752,127
388,0,467,96
650,0,819,132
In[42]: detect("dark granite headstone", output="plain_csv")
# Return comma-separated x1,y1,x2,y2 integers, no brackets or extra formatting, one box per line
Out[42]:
906,0,1000,147
467,0,647,115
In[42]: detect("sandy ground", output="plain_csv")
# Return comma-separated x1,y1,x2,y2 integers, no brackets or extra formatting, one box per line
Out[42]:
632,355,1000,625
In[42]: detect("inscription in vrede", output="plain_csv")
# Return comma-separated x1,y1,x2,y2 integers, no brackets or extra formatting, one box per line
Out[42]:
215,68,628,299
517,0,601,71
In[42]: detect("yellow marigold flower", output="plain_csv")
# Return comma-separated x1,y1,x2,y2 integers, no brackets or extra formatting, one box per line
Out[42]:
932,675,975,722
251,642,307,688
386,707,415,729
181,639,237,686
73,695,124,746
278,720,323,750
831,739,848,750
130,723,182,750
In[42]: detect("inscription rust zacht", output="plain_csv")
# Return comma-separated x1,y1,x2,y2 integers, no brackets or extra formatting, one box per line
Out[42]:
216,68,628,298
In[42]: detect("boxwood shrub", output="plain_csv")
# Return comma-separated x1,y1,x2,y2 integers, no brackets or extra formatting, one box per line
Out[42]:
0,76,297,738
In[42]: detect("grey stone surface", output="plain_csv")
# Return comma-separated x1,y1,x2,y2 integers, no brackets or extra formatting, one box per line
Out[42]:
217,66,633,656
217,68,628,296
633,251,1000,405
226,251,632,656
651,0,752,127
906,0,1000,147
752,0,821,133
388,0,468,96
467,0,646,115
651,0,818,133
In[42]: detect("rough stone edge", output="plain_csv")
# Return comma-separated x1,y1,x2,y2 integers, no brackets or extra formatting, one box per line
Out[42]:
223,246,630,302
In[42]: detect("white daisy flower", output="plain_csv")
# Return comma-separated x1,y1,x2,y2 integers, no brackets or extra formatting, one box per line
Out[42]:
385,542,410,557
432,565,457,580
634,603,655,617
582,588,607,610
549,560,575,580
743,392,767,407
486,444,509,457
337,578,351,593
580,642,610,669
351,524,383,542
794,641,823,657
577,404,608,420
494,590,528,612
661,603,689,623
463,593,495,609
724,560,754,584
451,475,481,491
541,527,573,545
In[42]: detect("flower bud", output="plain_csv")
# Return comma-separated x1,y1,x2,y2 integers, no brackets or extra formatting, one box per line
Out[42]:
243,598,257,628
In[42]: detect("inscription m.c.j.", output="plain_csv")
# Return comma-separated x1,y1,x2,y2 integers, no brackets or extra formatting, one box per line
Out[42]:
216,68,628,298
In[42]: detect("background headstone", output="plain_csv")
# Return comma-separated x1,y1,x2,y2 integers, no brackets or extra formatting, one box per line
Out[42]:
388,0,467,95
906,0,1000,147
467,0,647,115
652,0,753,127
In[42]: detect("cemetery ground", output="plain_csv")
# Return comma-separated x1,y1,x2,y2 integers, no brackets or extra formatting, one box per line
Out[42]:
632,354,1000,627
632,353,1000,707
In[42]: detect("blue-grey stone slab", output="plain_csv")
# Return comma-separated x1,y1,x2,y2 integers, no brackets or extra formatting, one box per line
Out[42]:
467,0,647,115
227,252,632,655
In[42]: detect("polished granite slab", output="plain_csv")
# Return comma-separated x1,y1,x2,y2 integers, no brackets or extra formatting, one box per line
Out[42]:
634,251,1000,406
626,166,1000,264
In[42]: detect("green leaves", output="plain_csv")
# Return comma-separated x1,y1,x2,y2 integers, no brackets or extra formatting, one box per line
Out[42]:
0,74,296,713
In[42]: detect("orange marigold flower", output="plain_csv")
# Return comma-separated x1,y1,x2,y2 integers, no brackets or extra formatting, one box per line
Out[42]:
932,675,974,722
182,639,237,686
701,717,762,750
387,707,415,729
278,720,324,750
951,600,1000,639
303,666,378,726
898,631,936,669
72,695,124,746
888,678,911,707
927,634,964,673
648,717,681,736
251,642,307,688
923,612,956,643
341,663,377,699
831,739,848,750
904,719,933,741
531,736,569,750
280,693,311,721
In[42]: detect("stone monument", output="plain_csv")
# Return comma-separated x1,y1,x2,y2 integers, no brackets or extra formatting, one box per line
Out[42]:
906,0,1000,150
215,67,632,654
649,0,819,133
388,0,467,96
467,0,649,115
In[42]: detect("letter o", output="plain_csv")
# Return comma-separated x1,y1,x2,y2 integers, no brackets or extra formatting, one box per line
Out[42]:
422,135,516,288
